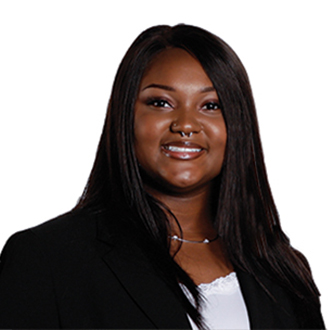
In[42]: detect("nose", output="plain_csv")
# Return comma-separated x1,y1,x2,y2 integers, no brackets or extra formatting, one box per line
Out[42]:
170,108,202,137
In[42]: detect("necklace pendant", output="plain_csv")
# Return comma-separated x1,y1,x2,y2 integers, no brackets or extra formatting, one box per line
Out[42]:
169,234,219,244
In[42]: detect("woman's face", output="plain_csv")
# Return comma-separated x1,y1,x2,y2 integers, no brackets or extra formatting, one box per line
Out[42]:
134,48,227,194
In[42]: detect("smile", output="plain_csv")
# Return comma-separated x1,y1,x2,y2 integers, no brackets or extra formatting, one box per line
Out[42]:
161,142,205,160
164,146,202,153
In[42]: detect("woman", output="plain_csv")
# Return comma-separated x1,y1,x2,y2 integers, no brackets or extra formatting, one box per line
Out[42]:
0,24,324,329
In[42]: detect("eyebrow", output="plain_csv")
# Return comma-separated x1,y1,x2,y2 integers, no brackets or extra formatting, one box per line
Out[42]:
141,83,215,93
142,84,175,91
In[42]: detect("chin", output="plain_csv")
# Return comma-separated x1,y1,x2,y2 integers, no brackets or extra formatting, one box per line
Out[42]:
162,178,214,196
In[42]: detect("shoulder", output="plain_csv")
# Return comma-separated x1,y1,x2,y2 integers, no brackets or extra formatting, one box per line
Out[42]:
0,210,148,328
5,209,101,247
0,209,118,299
0,210,97,328
0,209,117,270
30,209,98,241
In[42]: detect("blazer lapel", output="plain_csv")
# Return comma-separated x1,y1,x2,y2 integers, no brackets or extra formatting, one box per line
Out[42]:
237,270,275,329
96,214,191,329
236,270,298,329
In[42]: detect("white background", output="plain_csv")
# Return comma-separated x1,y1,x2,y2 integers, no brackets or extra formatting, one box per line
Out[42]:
0,0,329,324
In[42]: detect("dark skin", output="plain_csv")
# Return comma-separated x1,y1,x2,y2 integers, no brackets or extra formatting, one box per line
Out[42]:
134,48,233,285
148,185,233,285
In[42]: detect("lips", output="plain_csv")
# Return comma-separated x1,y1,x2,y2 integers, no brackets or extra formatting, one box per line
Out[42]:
161,141,205,160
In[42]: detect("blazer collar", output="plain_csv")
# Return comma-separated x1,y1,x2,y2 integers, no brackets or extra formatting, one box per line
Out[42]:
95,213,191,329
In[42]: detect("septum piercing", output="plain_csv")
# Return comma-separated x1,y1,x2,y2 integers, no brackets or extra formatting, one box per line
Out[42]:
179,131,193,137
172,123,193,137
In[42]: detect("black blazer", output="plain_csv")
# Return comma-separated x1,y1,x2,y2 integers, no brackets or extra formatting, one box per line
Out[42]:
0,210,324,329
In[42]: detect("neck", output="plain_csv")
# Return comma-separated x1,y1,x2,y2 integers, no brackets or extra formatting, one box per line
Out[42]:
145,184,217,239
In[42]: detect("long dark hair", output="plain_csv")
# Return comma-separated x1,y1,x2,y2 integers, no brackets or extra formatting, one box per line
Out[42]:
75,24,320,327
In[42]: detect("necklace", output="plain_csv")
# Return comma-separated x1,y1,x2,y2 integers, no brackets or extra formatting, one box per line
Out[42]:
169,234,219,244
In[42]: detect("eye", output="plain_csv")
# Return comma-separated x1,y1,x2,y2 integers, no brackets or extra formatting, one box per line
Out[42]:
202,102,221,111
146,98,172,109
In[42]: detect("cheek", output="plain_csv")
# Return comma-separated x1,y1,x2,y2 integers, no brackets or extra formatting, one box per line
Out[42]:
134,113,165,140
134,111,171,147
205,122,227,177
134,129,152,164
134,115,152,150
134,115,163,165
208,120,227,153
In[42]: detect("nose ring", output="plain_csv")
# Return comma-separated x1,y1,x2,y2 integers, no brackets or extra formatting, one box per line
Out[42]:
179,131,193,137
171,123,193,137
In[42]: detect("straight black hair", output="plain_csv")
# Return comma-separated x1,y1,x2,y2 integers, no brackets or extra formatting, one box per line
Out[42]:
75,24,321,328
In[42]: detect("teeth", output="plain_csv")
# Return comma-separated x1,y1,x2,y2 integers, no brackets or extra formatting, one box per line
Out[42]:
167,146,202,153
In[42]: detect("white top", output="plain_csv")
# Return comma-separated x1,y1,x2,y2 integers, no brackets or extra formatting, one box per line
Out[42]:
183,272,250,330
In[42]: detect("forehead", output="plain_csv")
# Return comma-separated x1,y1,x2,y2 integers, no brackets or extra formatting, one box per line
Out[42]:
140,48,213,87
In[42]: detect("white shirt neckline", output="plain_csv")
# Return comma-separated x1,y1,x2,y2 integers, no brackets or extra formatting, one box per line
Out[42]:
184,272,250,330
